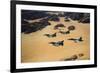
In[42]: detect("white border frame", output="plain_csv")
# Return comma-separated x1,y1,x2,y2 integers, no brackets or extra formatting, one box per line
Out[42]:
16,4,95,69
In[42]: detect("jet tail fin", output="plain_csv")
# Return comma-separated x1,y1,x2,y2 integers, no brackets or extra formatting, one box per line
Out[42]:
60,40,64,46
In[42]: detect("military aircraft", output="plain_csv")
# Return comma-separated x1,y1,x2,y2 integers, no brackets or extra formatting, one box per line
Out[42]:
44,33,57,38
49,40,64,46
68,37,83,43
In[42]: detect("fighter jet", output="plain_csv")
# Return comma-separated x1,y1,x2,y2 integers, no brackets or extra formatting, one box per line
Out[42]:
68,37,83,43
49,40,64,47
59,30,70,35
44,33,56,38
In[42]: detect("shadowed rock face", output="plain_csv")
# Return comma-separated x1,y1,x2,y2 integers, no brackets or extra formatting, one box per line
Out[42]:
21,10,90,34
78,14,90,23
21,10,50,20
47,15,60,21
22,21,51,34
22,10,90,24
64,13,90,23
59,30,70,35
58,13,65,17
65,19,70,22
63,55,78,61
68,25,75,31
21,10,50,25
54,24,65,29
64,13,84,20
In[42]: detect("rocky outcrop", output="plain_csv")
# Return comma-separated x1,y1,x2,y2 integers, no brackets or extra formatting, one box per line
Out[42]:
47,15,60,21
68,25,75,31
22,10,90,24
22,21,51,34
78,14,90,23
54,24,65,30
21,10,90,34
64,12,90,23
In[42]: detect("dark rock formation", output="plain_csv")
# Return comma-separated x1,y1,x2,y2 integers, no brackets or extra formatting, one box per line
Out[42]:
68,25,75,31
21,10,50,25
47,15,60,21
64,17,69,22
65,19,70,22
59,30,70,35
21,10,90,34
54,24,65,30
64,13,83,20
22,21,51,34
62,53,84,61
64,12,90,23
63,55,78,61
39,18,49,22
79,14,90,23
78,53,84,57
58,13,64,17
21,10,50,20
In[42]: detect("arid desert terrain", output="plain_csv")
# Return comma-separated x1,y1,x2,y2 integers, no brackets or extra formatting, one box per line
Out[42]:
21,16,90,63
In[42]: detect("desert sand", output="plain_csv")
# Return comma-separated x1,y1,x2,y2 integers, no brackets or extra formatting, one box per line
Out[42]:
21,17,90,63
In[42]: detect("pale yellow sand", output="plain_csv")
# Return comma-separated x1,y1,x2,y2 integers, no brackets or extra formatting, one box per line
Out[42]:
21,17,90,63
